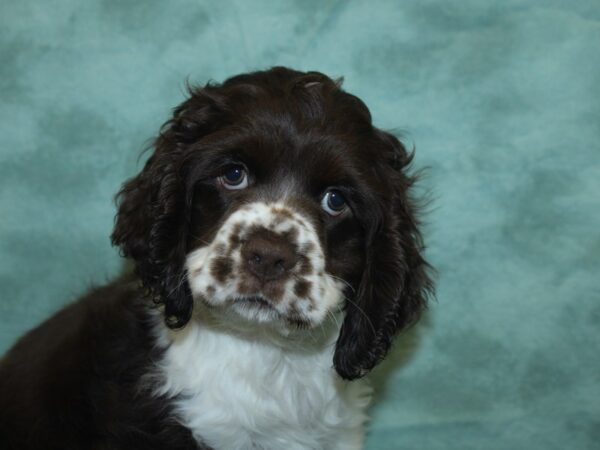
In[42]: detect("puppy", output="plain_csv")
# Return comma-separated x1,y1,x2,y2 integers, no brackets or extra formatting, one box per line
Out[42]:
0,67,433,450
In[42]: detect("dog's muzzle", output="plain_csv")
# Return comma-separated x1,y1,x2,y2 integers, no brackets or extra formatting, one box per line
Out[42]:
185,202,344,327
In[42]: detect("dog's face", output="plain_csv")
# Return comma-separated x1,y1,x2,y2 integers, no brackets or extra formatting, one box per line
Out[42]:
182,97,371,329
112,67,432,379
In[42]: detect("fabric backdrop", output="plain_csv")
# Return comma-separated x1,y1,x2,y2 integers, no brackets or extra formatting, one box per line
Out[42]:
1,1,599,449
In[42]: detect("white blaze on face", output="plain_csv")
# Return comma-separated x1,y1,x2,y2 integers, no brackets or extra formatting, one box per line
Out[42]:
185,202,344,327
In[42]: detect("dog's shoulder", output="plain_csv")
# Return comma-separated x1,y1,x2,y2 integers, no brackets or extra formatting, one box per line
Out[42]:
0,277,202,450
1,276,142,375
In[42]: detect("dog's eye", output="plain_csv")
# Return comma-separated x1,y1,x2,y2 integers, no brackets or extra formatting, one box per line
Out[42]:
321,190,347,216
219,165,248,190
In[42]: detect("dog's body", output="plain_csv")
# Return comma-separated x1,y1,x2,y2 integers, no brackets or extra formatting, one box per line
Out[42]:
0,67,432,450
0,278,369,449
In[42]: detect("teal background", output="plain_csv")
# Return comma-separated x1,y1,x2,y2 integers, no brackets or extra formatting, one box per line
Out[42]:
1,1,599,448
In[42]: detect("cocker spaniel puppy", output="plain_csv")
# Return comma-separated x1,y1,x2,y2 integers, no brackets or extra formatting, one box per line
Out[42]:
0,67,433,450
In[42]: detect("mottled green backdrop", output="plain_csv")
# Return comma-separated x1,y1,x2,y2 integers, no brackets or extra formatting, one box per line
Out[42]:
1,1,599,449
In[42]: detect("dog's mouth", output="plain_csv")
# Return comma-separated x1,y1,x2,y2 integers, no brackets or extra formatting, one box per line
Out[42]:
232,295,274,311
200,294,312,329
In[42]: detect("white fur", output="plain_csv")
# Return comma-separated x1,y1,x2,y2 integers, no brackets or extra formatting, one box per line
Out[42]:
150,201,372,449
153,311,371,450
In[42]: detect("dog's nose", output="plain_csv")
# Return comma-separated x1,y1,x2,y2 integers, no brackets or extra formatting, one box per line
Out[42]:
241,229,298,282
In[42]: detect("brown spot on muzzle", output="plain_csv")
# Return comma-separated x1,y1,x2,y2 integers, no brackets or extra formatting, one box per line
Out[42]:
294,280,311,298
211,257,233,284
297,255,313,275
280,227,298,244
229,233,242,251
271,207,295,221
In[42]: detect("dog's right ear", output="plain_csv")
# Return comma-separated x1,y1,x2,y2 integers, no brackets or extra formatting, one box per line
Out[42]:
111,86,224,328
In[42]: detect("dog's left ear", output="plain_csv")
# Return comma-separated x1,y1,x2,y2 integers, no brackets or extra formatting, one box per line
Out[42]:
334,131,434,380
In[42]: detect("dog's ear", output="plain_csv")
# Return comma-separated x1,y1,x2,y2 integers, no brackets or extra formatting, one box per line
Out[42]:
111,88,222,328
333,131,434,380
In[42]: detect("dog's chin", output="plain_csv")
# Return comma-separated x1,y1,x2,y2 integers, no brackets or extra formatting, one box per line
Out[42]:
198,295,313,330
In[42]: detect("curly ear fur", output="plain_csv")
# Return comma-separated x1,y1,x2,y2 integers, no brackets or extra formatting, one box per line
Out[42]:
334,131,434,380
111,89,221,328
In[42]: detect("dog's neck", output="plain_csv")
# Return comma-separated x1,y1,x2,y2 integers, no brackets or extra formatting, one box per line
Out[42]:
149,304,371,450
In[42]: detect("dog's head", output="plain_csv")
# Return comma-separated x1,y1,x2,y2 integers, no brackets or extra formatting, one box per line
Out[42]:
112,67,433,380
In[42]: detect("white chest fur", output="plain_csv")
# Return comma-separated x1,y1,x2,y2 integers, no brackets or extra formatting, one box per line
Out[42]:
152,314,372,450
